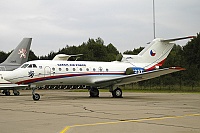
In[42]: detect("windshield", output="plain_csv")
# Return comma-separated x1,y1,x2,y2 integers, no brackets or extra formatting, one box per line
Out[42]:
21,64,29,68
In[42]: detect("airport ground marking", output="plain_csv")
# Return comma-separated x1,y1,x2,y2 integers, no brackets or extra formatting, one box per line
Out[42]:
60,113,200,133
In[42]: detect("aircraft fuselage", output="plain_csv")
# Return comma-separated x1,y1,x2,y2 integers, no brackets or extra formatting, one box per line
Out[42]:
6,60,141,86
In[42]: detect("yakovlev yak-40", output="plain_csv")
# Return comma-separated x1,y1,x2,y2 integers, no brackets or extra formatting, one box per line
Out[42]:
1,36,194,100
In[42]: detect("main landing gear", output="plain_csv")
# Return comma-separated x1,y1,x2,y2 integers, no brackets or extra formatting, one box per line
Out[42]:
13,89,20,96
111,87,123,98
2,90,20,96
32,88,40,101
89,87,99,97
89,86,123,98
2,90,10,96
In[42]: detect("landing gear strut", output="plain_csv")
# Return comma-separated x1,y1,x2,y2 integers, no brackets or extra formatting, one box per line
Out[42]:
32,88,40,101
89,87,99,97
111,87,123,98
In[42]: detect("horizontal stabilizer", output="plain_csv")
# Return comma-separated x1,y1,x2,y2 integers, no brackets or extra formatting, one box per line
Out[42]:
161,36,195,42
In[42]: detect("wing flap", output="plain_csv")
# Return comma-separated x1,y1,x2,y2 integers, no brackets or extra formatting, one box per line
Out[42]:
95,67,185,87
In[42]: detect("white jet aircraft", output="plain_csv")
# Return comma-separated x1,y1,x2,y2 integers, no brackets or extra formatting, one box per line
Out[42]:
2,36,194,100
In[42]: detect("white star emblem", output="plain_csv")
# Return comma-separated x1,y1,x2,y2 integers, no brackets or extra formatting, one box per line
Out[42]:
18,48,27,58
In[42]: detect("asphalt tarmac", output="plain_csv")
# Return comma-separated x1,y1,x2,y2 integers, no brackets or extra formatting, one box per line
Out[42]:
0,90,200,133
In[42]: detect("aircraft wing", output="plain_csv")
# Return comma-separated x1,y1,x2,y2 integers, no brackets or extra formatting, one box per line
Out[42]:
95,67,185,87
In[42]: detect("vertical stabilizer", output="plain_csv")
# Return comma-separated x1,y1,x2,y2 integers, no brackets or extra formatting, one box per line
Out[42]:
0,38,32,70
121,36,194,70
138,38,174,69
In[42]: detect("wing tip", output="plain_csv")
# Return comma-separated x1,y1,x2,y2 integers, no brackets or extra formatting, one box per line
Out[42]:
161,36,196,42
169,67,186,71
189,36,196,38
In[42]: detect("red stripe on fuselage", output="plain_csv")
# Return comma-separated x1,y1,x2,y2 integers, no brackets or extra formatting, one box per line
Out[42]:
16,72,124,85
146,58,166,71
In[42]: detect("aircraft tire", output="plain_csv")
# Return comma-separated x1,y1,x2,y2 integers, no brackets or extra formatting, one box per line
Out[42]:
33,93,40,101
5,91,11,96
112,88,122,98
14,91,20,96
89,88,99,97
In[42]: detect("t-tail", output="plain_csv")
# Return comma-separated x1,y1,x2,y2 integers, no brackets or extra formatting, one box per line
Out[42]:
121,36,195,70
0,38,32,71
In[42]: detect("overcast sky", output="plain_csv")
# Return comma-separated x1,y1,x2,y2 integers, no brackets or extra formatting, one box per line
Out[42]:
0,0,199,56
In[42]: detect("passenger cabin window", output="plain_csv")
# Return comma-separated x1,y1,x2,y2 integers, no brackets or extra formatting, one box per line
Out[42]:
93,68,96,72
39,66,42,69
52,68,55,71
99,67,103,72
59,68,62,71
66,68,69,71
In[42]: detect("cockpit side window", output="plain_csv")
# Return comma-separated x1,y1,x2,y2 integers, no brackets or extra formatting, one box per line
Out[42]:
21,64,29,68
28,64,33,68
33,64,37,68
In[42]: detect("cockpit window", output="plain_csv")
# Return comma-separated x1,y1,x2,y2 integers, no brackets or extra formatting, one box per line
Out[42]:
28,64,33,68
21,64,29,68
22,64,37,68
33,64,37,68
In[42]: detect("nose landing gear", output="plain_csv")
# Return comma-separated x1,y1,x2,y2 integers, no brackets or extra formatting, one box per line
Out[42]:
32,93,40,101
32,88,40,101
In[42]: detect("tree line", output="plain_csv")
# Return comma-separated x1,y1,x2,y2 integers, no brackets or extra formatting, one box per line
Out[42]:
0,34,200,91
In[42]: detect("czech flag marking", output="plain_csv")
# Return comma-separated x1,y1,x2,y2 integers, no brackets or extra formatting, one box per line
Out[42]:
150,50,156,56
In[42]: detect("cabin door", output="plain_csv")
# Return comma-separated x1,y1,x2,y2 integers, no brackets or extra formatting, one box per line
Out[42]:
44,66,51,77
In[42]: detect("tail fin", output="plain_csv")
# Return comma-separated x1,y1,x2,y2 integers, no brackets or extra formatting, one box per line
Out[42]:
1,38,32,70
122,36,194,70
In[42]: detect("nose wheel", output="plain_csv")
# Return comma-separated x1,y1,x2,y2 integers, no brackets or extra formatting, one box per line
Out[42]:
32,93,40,101
32,88,40,101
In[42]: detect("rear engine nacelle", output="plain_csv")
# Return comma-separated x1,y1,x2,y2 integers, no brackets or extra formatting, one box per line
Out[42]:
125,67,145,75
